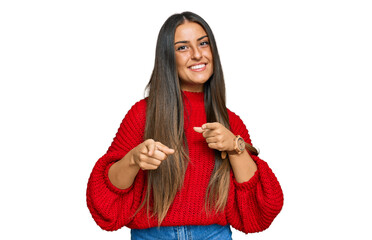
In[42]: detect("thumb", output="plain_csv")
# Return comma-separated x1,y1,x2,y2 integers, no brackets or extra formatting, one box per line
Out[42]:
193,127,204,133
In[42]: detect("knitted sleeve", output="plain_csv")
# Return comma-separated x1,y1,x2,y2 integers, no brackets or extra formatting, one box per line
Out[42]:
86,99,147,231
225,110,284,234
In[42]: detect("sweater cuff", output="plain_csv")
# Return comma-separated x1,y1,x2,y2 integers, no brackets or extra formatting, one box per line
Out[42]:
233,169,259,191
104,161,135,194
94,151,135,195
233,153,263,191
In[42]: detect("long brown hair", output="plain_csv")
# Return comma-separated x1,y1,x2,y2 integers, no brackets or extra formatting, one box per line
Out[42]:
140,11,258,225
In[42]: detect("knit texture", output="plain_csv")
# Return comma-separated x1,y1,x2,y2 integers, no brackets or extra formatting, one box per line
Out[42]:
86,91,283,234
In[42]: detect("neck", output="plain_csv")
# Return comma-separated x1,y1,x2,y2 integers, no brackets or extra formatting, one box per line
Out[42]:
181,83,204,93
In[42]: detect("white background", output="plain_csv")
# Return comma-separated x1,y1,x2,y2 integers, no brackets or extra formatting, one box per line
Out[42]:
1,0,371,239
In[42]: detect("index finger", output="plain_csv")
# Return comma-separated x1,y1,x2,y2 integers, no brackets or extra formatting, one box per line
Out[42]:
155,142,175,155
202,122,220,130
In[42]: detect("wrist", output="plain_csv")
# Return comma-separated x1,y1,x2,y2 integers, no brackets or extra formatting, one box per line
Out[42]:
231,135,246,154
227,148,245,156
120,149,138,169
221,135,245,159
127,150,138,167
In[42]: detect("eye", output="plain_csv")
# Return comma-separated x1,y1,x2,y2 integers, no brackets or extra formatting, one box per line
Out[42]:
176,45,188,51
200,41,209,47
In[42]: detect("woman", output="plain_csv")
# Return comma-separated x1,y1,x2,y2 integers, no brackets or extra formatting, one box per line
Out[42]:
87,11,283,239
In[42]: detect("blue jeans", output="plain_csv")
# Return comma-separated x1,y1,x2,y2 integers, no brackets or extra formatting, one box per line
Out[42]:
131,224,232,240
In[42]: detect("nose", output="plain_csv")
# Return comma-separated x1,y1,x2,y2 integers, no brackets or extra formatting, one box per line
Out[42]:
191,47,202,60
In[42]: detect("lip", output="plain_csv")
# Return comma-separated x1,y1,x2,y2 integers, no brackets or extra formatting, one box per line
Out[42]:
188,62,207,72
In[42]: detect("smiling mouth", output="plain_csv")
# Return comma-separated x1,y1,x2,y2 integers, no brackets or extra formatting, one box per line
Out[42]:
189,63,207,71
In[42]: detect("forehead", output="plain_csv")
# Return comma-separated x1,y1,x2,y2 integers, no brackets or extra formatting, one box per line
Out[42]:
174,22,207,41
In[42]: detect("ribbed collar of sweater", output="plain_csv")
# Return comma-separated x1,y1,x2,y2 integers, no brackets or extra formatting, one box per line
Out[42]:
182,90,204,106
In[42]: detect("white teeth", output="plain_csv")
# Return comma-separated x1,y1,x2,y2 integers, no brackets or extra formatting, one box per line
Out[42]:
190,64,205,70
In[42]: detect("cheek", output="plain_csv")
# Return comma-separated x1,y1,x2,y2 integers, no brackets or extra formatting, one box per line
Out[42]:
175,56,187,80
207,55,214,73
204,49,213,66
175,52,188,63
175,55,187,70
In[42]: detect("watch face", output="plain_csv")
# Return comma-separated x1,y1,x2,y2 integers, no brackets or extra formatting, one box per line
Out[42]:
238,138,245,151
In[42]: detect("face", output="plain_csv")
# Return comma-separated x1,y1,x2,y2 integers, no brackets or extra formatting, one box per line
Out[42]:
174,21,213,92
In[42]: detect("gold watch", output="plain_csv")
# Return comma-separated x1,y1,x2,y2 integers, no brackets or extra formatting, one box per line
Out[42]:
221,135,246,159
233,135,246,154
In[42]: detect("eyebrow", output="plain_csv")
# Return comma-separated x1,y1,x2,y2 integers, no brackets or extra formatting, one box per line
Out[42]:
174,35,208,45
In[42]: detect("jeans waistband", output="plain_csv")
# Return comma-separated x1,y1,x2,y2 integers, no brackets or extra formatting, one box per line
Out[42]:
131,224,232,240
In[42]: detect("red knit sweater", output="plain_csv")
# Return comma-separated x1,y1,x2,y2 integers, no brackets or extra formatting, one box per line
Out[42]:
86,91,283,234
